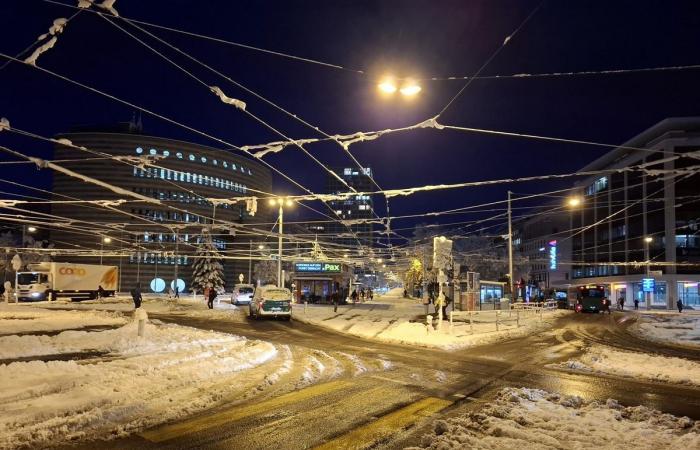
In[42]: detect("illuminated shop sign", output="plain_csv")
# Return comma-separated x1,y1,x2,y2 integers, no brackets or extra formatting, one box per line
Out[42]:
294,262,341,273
548,240,557,270
642,278,655,292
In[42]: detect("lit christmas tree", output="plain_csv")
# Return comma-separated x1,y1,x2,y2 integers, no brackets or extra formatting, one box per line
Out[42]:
191,228,225,294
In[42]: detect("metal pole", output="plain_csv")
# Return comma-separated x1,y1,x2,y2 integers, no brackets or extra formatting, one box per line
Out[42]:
100,239,103,265
644,240,650,309
248,239,252,284
173,230,179,295
278,205,283,288
507,191,514,301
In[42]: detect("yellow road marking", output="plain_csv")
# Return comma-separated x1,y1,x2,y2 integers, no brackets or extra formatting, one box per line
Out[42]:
140,379,353,443
314,396,452,450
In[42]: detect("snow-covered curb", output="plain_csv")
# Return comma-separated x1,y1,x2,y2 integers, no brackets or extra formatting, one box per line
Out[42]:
0,305,127,335
409,387,699,449
550,345,700,386
630,313,700,349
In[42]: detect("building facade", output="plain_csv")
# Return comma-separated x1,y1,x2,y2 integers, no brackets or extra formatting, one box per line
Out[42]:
50,126,273,293
570,117,700,309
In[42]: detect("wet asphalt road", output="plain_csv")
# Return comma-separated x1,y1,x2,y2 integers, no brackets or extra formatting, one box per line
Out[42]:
61,309,700,450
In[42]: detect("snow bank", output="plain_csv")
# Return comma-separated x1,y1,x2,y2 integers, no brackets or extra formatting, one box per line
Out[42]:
0,305,126,335
0,321,278,449
409,387,700,449
293,304,565,350
632,313,700,349
551,345,700,386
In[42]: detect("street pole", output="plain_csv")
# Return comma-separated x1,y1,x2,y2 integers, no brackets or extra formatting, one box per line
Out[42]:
644,238,650,309
174,230,179,294
507,190,514,301
100,239,103,265
278,204,283,288
248,239,252,284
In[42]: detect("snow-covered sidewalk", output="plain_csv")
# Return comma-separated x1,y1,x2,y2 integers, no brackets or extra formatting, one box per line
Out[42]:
551,345,700,387
410,387,699,449
0,304,127,335
631,313,700,349
293,294,566,350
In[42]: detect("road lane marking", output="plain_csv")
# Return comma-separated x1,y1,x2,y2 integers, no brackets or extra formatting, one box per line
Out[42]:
313,396,452,450
140,379,353,443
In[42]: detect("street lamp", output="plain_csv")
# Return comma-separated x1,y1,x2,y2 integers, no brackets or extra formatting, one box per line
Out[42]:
567,197,582,207
27,226,37,233
269,197,294,288
644,236,653,308
100,236,111,265
377,77,421,97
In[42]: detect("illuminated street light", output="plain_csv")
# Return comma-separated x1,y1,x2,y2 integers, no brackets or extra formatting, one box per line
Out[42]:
269,197,294,287
103,237,112,243
27,226,37,232
567,197,582,207
399,82,421,96
377,78,397,94
258,244,265,250
644,236,653,243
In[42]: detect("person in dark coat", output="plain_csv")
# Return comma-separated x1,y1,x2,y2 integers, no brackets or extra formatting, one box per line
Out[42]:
174,286,179,299
130,283,142,309
634,298,639,310
207,287,216,309
602,298,611,315
97,285,105,300
351,290,358,303
677,298,684,313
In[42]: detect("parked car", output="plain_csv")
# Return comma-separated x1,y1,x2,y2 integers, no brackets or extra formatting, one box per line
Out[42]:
231,284,255,305
249,285,292,320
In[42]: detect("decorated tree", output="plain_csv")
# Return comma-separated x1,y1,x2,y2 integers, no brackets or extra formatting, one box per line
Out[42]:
190,229,225,294
403,258,424,294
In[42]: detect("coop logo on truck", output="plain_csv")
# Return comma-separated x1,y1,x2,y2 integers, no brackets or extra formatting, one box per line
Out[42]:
59,267,87,276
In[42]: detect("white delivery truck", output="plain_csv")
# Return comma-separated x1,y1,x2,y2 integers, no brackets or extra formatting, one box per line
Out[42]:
15,262,119,301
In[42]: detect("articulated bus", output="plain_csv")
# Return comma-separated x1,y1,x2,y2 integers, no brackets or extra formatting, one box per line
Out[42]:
566,285,607,313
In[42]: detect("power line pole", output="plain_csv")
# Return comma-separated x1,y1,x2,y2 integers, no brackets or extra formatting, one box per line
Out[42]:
278,204,283,288
508,190,514,301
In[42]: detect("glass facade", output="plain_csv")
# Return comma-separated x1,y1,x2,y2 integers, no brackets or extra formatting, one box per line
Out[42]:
678,282,700,306
632,281,667,306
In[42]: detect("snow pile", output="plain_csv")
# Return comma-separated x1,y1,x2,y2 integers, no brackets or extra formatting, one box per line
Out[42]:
632,313,700,349
0,305,126,335
551,345,700,386
409,387,700,449
293,303,565,350
0,321,279,449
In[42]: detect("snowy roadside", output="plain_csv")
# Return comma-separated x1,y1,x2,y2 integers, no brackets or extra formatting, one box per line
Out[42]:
630,313,700,349
549,345,700,387
409,387,700,449
0,303,127,335
0,305,392,449
292,296,567,350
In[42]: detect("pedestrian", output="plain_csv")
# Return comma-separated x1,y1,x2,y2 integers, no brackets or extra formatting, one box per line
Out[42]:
602,297,611,315
618,296,625,311
403,289,408,298
130,283,142,309
360,288,365,302
368,288,373,301
97,285,105,300
442,294,452,319
167,286,173,300
351,289,358,303
677,298,683,313
333,292,338,313
174,285,179,299
207,287,216,309
634,298,639,310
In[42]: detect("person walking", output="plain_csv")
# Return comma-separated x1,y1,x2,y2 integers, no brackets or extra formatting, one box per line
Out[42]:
368,288,373,301
618,296,625,311
174,285,179,299
130,283,142,309
602,297,611,315
351,289,358,304
207,287,216,309
332,292,339,313
97,285,105,300
677,298,684,313
634,298,639,310
442,294,452,319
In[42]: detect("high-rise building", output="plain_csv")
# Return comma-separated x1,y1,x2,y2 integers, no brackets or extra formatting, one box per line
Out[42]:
570,117,700,309
49,123,273,293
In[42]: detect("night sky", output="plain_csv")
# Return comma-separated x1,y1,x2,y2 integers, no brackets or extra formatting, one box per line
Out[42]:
2,0,699,240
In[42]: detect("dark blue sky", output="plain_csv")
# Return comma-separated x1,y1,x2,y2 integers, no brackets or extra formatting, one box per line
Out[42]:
1,0,699,238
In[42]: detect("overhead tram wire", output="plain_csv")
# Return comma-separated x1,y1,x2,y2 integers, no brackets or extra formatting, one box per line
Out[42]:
107,14,401,248
95,14,378,253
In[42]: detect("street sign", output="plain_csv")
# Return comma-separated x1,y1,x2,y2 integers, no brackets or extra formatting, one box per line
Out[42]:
642,278,655,292
294,262,341,273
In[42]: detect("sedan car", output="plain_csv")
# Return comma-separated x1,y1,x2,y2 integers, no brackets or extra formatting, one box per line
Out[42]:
249,285,292,320
231,284,255,305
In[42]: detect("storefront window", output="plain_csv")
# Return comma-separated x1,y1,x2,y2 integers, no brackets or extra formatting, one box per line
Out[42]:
480,285,502,303
679,282,700,306
632,281,667,306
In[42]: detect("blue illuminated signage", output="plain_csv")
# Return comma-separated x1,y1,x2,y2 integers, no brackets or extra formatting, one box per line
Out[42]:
294,262,341,273
548,240,557,270
642,278,655,292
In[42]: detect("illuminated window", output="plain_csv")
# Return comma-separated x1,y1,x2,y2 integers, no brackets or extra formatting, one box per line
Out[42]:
189,154,195,161
213,159,218,165
344,168,352,175
232,163,237,170
136,147,143,154
223,161,228,168
201,156,207,163
176,152,183,158
163,150,170,157
149,148,157,155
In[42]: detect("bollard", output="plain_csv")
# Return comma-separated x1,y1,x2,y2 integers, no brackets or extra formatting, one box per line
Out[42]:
426,315,433,334
135,308,148,338
469,310,473,334
517,309,520,327
496,310,501,331
304,301,308,314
